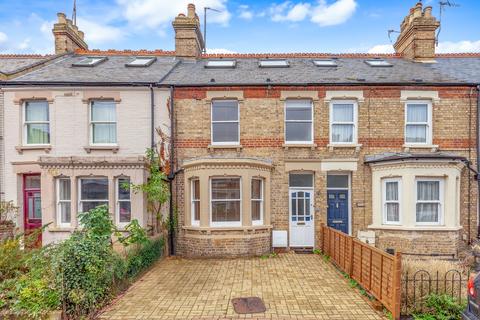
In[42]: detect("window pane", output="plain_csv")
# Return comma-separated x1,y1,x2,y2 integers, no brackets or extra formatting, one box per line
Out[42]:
407,104,428,122
60,202,71,224
417,181,439,200
118,178,130,200
332,104,354,122
91,101,116,122
212,101,238,121
119,202,131,223
192,180,200,200
93,123,116,144
59,179,71,200
251,179,262,199
193,201,200,221
289,174,313,188
27,124,50,144
416,203,439,223
285,122,311,142
406,125,427,143
212,178,240,199
212,201,240,222
81,179,108,200
25,175,40,189
252,201,261,221
25,101,49,121
212,122,239,143
286,101,311,120
385,181,398,201
386,203,399,222
327,175,348,189
332,124,353,143
81,201,108,213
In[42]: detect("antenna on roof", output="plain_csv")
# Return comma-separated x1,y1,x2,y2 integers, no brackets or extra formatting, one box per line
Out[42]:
387,29,400,44
437,0,460,46
72,0,77,26
203,7,221,54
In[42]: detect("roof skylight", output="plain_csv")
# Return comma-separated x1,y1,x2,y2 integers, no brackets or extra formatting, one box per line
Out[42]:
365,59,392,67
313,59,337,67
259,59,289,68
126,57,157,67
205,60,236,68
72,57,107,67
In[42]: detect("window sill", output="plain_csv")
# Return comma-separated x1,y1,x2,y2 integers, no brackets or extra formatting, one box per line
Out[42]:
84,145,119,153
283,143,317,150
48,226,75,232
327,143,362,152
368,224,461,232
16,145,52,154
208,144,242,151
403,144,439,152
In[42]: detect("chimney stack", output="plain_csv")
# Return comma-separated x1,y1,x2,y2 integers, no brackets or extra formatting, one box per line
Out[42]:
394,2,440,61
172,4,205,59
52,12,88,54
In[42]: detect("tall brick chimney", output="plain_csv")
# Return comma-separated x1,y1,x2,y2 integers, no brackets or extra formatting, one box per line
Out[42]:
394,2,440,61
52,12,88,54
172,4,205,59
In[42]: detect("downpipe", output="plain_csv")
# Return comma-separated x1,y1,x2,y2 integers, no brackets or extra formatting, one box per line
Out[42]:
477,85,480,238
168,86,176,255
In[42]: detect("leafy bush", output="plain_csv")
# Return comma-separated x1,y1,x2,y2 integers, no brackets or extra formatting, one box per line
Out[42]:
126,237,164,278
413,294,466,320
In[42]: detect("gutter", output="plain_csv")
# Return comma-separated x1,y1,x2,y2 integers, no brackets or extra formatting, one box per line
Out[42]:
166,82,479,88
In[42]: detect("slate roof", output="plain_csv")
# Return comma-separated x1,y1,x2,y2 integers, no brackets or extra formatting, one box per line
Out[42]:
0,55,57,75
364,152,467,164
10,53,179,84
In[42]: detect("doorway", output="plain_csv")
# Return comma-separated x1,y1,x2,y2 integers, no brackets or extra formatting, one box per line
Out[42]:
326,173,350,234
23,174,42,245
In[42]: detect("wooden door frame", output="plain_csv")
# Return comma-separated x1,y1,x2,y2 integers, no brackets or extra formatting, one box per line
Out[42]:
326,172,351,235
23,173,42,230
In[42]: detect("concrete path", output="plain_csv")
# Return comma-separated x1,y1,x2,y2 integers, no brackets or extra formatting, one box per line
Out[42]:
98,253,384,319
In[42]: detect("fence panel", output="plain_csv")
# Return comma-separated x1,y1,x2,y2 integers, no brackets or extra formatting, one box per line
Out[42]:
321,224,401,320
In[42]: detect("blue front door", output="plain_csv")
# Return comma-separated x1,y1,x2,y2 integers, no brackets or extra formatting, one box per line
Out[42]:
327,190,349,234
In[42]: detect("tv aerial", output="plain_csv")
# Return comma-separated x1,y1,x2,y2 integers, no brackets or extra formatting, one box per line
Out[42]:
437,0,460,45
203,7,222,54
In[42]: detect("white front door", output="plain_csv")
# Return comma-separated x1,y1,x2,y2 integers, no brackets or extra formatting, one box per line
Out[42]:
289,189,315,247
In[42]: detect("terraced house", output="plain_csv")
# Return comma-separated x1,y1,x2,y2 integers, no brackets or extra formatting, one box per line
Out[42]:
1,2,480,258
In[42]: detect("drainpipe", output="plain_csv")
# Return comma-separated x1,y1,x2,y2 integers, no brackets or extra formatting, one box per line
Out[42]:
150,84,155,149
477,85,480,238
168,85,175,255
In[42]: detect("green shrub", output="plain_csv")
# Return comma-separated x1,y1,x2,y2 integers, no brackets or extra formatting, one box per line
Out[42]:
126,237,164,278
413,294,466,320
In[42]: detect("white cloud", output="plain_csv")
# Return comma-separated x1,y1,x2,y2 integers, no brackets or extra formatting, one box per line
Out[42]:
238,5,253,20
206,48,236,54
77,18,125,44
117,0,231,30
367,40,480,54
0,32,8,44
270,0,357,26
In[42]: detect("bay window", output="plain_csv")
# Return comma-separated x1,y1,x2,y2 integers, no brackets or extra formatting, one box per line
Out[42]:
211,100,239,145
383,179,401,224
405,101,432,144
191,179,200,226
211,178,241,226
285,99,313,143
79,178,108,212
24,101,50,145
56,178,71,227
330,101,357,144
251,178,263,225
117,177,131,225
90,100,117,144
416,179,443,225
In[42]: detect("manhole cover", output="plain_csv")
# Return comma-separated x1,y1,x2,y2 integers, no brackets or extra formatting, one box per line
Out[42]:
231,297,266,314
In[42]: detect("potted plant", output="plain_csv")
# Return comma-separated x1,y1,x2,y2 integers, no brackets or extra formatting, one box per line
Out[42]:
0,200,18,240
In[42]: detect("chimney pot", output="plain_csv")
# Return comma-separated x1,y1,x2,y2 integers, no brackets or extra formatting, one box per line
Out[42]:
424,6,433,17
52,11,88,54
187,4,195,18
57,12,67,23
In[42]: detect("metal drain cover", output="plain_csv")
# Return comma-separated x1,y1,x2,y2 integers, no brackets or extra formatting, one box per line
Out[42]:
231,297,266,314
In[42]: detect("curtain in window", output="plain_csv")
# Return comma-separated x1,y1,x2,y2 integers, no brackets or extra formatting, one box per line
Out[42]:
27,124,50,144
416,181,440,223
385,181,399,222
417,181,439,200
26,101,49,144
91,101,116,144
332,124,353,142
407,104,427,122
91,101,116,121
58,179,71,224
406,125,427,143
332,104,353,122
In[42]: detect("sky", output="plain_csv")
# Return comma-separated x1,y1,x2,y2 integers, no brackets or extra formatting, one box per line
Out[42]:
0,0,479,55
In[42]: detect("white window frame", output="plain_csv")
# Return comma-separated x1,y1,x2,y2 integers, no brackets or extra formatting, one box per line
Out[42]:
329,100,358,145
89,100,117,146
56,178,71,227
415,178,444,226
23,100,50,146
284,99,313,144
78,177,109,213
404,100,432,145
116,177,131,227
210,100,240,146
251,178,264,226
210,177,242,227
191,178,200,226
382,178,402,225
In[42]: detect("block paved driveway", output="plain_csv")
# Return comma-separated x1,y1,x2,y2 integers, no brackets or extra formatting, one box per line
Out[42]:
98,253,384,320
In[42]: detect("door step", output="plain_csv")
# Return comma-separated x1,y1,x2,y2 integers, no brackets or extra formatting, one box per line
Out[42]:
291,247,314,254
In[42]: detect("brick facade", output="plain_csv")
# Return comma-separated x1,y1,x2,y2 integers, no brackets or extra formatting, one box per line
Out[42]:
173,85,478,257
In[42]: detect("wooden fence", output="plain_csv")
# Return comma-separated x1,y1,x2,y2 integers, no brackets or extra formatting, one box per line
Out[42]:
320,224,402,320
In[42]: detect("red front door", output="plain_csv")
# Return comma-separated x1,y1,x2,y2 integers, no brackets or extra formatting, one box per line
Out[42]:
23,174,42,245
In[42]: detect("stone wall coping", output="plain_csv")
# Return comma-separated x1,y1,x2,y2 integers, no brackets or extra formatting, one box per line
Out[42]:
368,225,462,232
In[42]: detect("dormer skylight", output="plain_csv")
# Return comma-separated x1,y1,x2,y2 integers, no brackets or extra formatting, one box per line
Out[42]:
72,56,107,67
259,59,289,68
313,59,337,67
205,60,236,68
365,59,392,67
126,57,157,67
